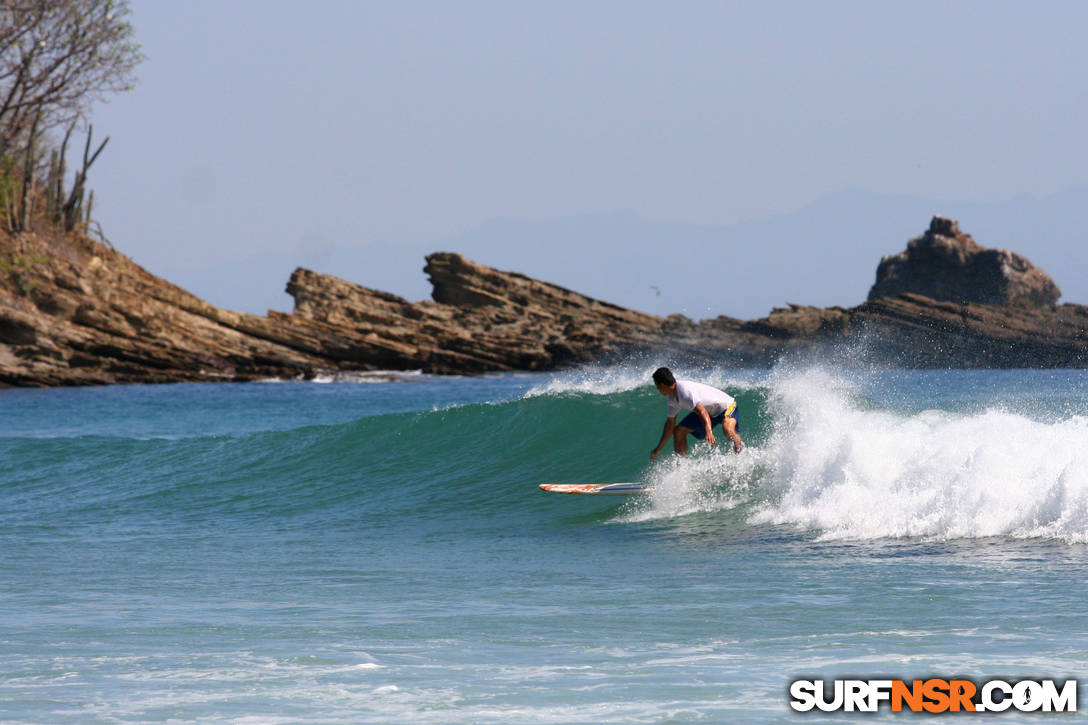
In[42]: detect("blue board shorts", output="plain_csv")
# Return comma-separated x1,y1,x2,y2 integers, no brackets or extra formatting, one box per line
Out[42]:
679,404,738,439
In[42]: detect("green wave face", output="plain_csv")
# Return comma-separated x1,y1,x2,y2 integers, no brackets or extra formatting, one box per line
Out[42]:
0,384,772,535
6,367,1088,543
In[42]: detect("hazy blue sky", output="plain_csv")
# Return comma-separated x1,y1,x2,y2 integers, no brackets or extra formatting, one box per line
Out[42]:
87,0,1088,319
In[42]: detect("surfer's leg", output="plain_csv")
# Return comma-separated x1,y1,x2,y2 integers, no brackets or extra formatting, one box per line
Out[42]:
673,425,692,455
675,411,706,455
722,415,743,453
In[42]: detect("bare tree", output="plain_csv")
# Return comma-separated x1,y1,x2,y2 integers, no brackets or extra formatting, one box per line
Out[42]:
0,0,140,231
0,0,142,159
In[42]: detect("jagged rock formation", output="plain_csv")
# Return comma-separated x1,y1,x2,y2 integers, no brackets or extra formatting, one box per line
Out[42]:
1,216,1087,387
285,253,665,373
0,232,679,386
869,216,1061,307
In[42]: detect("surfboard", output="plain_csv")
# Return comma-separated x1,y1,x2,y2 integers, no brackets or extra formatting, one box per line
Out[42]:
539,482,652,496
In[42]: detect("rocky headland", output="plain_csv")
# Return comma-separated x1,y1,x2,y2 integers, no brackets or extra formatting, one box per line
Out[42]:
1,216,1086,386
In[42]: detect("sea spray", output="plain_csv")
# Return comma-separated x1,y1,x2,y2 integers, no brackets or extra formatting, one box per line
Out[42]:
603,364,1088,543
753,378,1088,542
524,363,763,398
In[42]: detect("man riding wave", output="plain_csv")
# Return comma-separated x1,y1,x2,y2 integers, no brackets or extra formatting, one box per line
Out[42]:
650,367,744,459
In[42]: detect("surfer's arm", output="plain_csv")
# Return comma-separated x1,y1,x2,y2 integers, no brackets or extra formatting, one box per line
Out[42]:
651,416,676,460
694,403,716,446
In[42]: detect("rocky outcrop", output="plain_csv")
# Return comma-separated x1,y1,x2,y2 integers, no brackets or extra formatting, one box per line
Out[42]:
283,253,671,373
0,232,679,386
0,232,338,386
2,216,1087,387
868,216,1061,307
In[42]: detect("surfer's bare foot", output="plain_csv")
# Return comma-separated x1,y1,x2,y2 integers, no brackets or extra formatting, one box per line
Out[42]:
732,439,744,453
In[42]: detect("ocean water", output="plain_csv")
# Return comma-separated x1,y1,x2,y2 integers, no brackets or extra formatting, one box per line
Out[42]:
2,365,1088,723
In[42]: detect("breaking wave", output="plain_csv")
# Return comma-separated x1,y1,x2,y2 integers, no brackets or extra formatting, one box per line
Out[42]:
4,366,1087,543
618,368,1088,543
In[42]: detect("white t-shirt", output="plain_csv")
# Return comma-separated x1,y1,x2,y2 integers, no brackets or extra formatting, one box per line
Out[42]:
667,380,736,418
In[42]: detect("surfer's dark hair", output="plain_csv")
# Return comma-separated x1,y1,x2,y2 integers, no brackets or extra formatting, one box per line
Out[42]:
652,367,675,386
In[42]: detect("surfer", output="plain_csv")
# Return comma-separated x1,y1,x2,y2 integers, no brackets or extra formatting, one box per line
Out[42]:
650,367,744,459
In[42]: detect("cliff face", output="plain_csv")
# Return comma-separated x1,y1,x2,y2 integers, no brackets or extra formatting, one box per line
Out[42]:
2,216,1086,387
